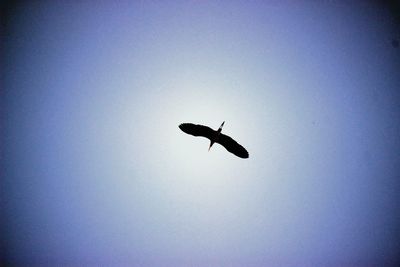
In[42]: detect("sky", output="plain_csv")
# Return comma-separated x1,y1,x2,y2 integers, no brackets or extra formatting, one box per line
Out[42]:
2,1,400,266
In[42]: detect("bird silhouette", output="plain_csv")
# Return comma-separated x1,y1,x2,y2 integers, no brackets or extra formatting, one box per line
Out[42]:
179,121,249,159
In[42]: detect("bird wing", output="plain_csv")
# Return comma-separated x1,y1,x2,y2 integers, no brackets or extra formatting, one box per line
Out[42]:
179,123,215,140
217,133,249,158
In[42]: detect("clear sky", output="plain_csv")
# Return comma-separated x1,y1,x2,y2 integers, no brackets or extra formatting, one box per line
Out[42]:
2,1,400,266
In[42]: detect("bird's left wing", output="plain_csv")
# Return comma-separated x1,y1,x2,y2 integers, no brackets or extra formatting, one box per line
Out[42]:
179,123,215,140
217,133,249,158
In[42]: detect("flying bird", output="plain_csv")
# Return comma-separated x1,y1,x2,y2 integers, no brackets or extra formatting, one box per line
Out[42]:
179,121,249,159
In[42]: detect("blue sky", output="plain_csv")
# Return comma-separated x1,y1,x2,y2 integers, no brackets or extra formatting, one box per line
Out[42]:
2,1,400,266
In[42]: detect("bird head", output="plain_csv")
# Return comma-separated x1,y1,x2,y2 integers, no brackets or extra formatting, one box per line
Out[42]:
218,121,225,132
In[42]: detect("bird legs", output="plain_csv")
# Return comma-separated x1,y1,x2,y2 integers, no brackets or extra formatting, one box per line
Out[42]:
208,141,214,151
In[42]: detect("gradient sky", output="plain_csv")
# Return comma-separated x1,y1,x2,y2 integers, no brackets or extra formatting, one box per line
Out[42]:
2,1,400,266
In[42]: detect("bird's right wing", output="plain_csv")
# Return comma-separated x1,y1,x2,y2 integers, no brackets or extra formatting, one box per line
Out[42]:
217,133,249,158
179,123,215,140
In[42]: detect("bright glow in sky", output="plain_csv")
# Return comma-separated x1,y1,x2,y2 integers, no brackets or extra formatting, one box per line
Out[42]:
2,1,400,266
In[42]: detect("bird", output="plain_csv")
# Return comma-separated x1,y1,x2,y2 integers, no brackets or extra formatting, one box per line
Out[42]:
179,121,249,159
